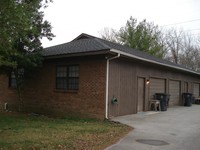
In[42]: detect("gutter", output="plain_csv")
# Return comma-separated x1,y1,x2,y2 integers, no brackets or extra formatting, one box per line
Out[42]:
105,53,120,119
43,50,110,59
110,49,200,76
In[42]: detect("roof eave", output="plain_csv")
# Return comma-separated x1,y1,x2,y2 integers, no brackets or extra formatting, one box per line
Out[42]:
43,49,110,59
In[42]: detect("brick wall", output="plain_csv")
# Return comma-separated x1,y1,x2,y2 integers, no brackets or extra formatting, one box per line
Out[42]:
0,74,18,111
21,55,107,119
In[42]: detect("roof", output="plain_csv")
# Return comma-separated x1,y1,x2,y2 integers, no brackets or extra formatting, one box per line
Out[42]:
43,33,200,75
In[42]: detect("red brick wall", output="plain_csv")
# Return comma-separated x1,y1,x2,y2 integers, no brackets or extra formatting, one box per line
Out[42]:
0,74,18,111
21,55,107,119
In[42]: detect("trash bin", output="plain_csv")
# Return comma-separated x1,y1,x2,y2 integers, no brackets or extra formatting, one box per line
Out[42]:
155,93,169,111
166,94,170,107
182,93,192,106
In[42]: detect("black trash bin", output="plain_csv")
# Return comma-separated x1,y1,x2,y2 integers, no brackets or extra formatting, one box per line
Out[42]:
182,93,192,106
166,94,170,107
155,93,169,111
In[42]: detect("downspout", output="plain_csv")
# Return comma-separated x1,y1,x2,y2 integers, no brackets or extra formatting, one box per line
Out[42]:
105,53,120,119
4,103,8,111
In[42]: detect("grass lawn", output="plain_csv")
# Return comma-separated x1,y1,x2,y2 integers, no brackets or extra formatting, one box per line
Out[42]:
0,112,132,150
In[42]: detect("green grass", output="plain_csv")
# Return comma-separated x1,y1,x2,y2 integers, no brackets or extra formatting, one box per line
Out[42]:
0,112,132,150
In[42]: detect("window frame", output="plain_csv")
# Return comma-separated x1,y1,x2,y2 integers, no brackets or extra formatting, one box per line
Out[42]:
56,65,79,91
9,69,24,88
9,72,17,88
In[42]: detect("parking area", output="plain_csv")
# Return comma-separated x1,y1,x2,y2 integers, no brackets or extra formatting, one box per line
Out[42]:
106,105,200,150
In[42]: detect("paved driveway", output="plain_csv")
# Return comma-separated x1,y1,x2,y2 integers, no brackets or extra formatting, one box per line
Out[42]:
106,105,200,150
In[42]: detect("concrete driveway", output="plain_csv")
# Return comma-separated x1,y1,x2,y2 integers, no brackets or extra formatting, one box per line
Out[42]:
106,105,200,150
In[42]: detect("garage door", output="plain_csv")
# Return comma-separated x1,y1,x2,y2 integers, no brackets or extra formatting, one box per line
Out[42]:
169,80,180,106
149,78,166,100
193,83,199,97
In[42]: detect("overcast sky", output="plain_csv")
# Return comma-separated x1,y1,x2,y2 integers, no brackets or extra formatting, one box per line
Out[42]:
42,0,200,48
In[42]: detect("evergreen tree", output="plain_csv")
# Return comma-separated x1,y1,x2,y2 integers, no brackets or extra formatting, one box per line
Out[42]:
0,0,54,111
101,17,165,58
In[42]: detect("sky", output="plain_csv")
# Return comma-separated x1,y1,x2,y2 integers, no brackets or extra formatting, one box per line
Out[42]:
42,0,200,48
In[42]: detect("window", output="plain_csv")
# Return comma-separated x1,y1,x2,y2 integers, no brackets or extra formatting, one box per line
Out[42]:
9,72,17,88
9,69,24,88
56,65,79,90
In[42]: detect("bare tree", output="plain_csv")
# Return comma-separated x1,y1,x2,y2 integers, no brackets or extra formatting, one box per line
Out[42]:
164,28,200,71
164,28,185,64
197,34,200,47
99,27,119,43
179,33,200,71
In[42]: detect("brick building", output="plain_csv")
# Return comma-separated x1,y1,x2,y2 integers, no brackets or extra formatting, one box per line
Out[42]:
1,33,200,119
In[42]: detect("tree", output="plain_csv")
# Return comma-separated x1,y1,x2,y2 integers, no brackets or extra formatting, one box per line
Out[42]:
100,17,200,72
163,28,200,71
99,28,119,43
178,33,200,71
163,28,185,64
179,46,200,71
100,17,166,58
0,0,54,111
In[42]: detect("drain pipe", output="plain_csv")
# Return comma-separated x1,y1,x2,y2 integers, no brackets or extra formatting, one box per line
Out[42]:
105,53,120,119
4,102,8,111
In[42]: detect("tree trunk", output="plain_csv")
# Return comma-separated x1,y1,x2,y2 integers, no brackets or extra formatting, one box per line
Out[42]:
15,71,23,112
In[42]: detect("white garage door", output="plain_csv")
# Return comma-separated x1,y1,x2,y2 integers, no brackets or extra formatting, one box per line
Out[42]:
169,80,180,106
149,78,166,100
